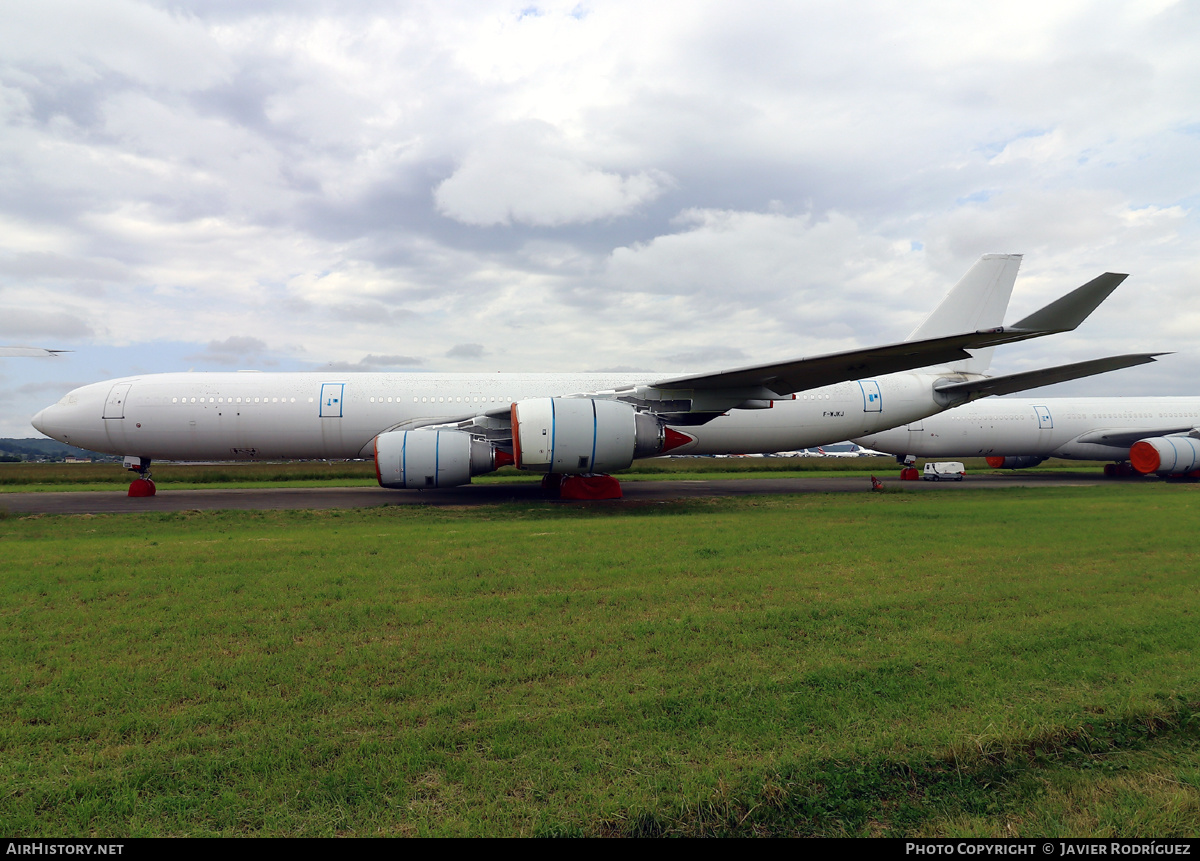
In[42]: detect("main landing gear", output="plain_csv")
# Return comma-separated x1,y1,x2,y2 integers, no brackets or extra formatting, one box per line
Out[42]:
1103,462,1140,479
123,455,156,497
541,473,624,500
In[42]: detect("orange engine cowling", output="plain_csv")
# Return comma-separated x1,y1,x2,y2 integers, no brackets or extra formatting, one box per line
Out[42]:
1129,437,1200,476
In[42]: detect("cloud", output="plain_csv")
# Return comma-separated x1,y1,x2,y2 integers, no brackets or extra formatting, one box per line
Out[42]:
434,122,671,226
446,343,486,359
661,347,748,369
185,335,270,367
0,308,94,340
321,354,425,372
15,379,90,396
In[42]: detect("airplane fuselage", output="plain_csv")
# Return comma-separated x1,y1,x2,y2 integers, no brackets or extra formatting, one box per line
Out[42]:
35,369,952,463
854,396,1200,462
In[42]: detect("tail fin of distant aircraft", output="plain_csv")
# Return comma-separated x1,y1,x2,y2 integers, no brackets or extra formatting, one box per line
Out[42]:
906,254,1022,374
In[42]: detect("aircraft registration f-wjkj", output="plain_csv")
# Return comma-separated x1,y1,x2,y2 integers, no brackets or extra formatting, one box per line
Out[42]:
31,255,1159,497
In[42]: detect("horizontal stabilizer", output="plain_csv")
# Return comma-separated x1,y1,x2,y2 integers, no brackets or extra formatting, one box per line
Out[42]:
932,353,1165,401
1008,273,1127,333
653,272,1127,397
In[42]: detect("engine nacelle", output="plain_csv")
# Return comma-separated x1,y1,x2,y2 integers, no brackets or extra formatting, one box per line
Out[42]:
985,455,1047,469
374,429,499,488
1129,436,1200,476
511,398,680,474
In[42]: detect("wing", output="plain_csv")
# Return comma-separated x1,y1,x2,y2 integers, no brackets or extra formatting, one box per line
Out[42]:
652,273,1127,396
1074,426,1200,448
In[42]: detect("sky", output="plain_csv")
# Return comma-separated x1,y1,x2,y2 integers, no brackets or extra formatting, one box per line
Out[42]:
2,0,1198,438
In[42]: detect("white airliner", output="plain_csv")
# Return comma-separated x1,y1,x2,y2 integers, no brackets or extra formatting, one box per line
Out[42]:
30,255,1158,495
853,397,1200,477
0,346,66,357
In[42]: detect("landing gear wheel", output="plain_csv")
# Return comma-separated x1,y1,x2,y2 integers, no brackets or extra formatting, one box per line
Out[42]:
1104,462,1139,479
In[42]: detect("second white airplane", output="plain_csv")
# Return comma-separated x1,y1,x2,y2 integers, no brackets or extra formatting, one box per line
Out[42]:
854,396,1200,477
31,254,1157,495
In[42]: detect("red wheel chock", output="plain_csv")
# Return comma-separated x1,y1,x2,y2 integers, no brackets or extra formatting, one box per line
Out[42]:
558,474,623,500
128,478,156,497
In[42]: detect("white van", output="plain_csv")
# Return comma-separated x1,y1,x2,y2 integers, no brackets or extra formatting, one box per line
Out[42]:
923,462,965,481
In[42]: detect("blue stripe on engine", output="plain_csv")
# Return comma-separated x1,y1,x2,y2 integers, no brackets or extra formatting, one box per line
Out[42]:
590,400,597,472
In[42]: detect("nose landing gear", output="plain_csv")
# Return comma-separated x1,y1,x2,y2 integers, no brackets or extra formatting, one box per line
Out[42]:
123,455,156,497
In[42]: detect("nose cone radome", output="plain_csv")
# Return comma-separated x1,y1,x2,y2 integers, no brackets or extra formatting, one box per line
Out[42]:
31,407,49,436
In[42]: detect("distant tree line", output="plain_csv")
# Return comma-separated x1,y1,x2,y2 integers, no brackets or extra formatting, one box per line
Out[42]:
0,438,116,462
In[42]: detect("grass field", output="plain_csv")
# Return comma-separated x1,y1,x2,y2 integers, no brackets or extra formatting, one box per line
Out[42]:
2,484,1199,836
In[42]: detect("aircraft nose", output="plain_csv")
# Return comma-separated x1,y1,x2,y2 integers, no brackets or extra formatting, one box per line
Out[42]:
31,407,48,435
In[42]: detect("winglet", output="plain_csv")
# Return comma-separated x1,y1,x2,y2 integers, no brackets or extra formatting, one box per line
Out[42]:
1008,272,1127,333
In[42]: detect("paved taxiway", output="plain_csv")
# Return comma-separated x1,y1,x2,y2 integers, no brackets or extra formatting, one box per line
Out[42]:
0,472,1130,516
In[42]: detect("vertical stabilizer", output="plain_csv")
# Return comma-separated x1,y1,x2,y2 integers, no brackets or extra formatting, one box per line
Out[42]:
906,253,1022,373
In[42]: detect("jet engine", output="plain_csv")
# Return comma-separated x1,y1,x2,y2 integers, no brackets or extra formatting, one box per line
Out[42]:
511,398,689,474
1129,436,1200,476
985,456,1047,469
374,429,505,489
